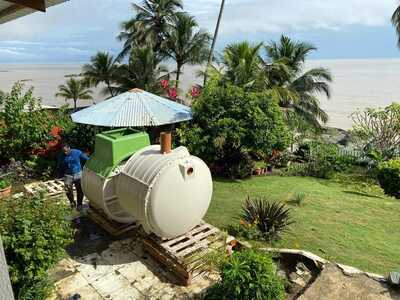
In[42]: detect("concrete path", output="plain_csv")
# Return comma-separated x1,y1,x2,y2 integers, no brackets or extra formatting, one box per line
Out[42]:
50,236,215,300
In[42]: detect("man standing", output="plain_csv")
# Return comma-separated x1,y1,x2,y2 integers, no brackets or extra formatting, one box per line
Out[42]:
58,144,89,210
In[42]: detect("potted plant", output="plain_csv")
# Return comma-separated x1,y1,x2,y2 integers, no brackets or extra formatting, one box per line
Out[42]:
0,177,12,199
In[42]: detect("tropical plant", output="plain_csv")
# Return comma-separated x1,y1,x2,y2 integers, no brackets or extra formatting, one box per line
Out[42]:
177,80,290,178
377,158,400,199
392,4,400,47
240,195,293,242
264,36,332,129
166,12,211,88
0,82,54,161
55,77,93,111
351,103,400,160
219,41,264,89
112,46,169,94
0,177,11,189
82,51,117,97
204,0,226,85
205,249,285,300
0,193,73,298
290,192,306,206
117,0,183,60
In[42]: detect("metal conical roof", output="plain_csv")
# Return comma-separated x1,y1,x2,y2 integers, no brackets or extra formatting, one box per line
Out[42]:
70,88,192,127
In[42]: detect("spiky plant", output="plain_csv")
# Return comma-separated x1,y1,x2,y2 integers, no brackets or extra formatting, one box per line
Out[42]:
240,195,293,242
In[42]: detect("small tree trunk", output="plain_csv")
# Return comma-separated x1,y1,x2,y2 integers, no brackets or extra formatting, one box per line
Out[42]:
176,64,181,89
74,99,77,111
106,81,114,97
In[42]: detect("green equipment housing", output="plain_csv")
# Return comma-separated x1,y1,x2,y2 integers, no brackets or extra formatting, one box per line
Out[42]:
85,128,150,178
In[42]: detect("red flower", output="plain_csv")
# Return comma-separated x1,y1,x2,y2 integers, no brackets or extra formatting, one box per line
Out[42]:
50,126,62,138
190,86,201,98
168,87,177,99
160,79,169,89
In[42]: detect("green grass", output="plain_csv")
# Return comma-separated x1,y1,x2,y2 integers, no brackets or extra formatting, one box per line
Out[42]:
205,175,400,275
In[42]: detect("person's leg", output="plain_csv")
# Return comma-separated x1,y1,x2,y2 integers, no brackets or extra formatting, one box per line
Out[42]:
64,175,76,208
75,178,84,208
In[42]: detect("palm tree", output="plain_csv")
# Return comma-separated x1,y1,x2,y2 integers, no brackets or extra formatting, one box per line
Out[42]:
111,46,169,94
392,4,400,47
82,52,117,97
55,78,93,111
204,0,226,85
166,13,211,88
263,36,332,129
117,0,183,61
220,41,264,89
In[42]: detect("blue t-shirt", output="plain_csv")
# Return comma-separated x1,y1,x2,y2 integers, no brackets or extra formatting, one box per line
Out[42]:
59,149,89,175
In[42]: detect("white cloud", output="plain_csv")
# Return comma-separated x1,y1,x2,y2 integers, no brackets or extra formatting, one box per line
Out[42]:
185,0,398,35
0,0,397,61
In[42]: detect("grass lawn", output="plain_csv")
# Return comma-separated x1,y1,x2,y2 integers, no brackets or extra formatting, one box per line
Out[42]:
205,175,400,275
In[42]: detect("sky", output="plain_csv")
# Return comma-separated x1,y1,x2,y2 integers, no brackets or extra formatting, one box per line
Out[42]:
0,0,399,63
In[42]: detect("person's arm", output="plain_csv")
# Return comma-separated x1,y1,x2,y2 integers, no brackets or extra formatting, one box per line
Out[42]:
79,151,89,162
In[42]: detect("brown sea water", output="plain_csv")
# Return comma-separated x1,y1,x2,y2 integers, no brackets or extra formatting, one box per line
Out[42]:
0,59,399,129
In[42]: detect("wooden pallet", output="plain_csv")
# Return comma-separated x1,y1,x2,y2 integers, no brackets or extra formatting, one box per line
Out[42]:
24,179,66,197
143,223,222,286
87,203,137,237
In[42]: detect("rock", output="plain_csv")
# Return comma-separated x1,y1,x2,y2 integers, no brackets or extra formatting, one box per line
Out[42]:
389,272,400,286
337,263,362,276
296,262,311,276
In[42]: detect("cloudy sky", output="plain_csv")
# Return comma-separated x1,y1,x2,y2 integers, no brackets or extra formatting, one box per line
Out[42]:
0,0,399,63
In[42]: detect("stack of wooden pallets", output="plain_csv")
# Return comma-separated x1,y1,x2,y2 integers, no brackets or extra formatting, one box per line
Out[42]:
24,179,65,197
87,202,138,237
143,223,223,285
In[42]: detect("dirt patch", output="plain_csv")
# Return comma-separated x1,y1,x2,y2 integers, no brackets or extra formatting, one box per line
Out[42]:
299,264,400,300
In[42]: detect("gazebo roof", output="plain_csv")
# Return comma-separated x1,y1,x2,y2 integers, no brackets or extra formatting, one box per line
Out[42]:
71,89,193,127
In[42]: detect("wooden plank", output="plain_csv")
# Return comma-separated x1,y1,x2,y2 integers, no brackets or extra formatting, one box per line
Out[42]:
0,3,22,20
162,224,209,248
5,0,46,11
87,205,137,237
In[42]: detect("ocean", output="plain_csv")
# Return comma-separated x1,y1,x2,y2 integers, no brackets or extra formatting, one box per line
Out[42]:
0,59,399,129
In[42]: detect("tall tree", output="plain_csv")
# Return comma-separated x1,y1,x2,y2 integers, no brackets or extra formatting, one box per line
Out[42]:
55,78,93,111
204,0,226,85
220,41,264,89
392,4,400,47
166,13,211,88
111,46,169,94
82,52,116,97
264,36,332,129
117,0,182,61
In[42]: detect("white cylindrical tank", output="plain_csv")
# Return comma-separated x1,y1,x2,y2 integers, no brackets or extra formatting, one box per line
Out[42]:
117,145,213,238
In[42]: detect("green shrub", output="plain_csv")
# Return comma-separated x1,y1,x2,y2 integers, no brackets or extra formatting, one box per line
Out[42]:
177,80,290,178
60,123,97,154
290,192,306,206
240,196,293,242
377,159,400,199
0,194,74,298
220,151,255,179
292,142,356,179
205,249,285,300
0,82,55,161
0,177,11,189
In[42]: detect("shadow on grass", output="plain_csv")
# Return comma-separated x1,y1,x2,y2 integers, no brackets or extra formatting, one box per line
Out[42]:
343,190,384,199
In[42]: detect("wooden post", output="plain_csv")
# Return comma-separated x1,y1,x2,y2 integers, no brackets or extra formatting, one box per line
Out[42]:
160,132,172,154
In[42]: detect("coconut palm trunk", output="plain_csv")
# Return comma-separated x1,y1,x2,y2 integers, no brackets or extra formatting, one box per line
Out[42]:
176,62,182,89
204,0,226,85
